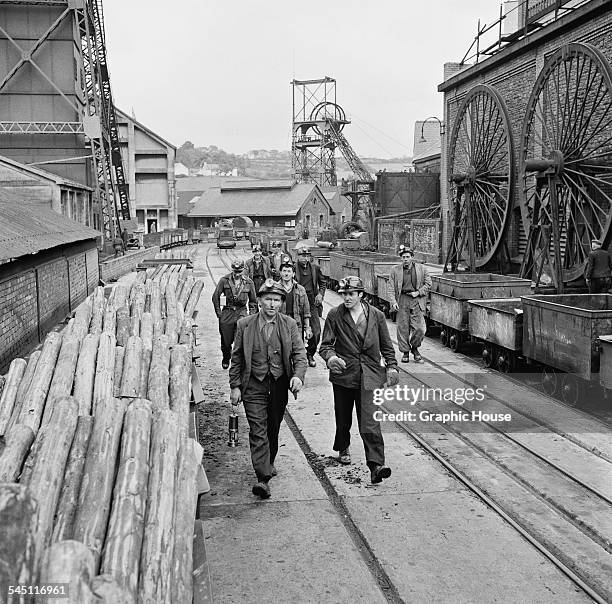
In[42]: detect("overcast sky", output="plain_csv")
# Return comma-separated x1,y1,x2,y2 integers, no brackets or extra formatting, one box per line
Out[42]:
104,0,499,158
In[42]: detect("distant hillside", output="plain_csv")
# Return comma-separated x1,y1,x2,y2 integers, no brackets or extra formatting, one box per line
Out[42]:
176,141,411,179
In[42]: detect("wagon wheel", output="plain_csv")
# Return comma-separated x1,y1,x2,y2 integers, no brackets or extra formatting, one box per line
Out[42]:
519,43,612,284
482,344,495,368
540,367,559,396
446,84,514,271
560,374,582,405
440,328,449,347
496,349,515,373
449,330,462,353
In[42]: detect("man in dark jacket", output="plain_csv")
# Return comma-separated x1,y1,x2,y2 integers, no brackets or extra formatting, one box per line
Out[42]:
585,239,612,293
244,244,272,293
229,279,308,499
295,247,326,367
212,259,257,369
319,276,399,484
278,255,313,341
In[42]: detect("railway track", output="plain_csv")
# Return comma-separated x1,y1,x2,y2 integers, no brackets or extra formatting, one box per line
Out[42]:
224,244,612,602
211,244,612,601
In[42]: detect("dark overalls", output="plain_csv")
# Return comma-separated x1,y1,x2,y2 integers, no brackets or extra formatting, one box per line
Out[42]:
212,274,257,363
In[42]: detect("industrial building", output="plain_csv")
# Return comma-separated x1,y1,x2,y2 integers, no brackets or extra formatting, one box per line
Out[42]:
186,179,334,237
116,108,177,234
438,0,612,284
0,155,95,229
0,192,99,372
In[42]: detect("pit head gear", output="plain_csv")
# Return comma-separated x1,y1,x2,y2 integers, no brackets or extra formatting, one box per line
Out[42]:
258,278,286,298
337,276,365,293
398,244,414,257
231,259,245,271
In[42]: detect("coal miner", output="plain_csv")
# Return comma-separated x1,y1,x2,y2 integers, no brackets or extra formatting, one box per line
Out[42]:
387,244,431,363
278,255,313,342
585,239,612,293
319,276,398,483
295,247,326,367
229,279,307,499
212,259,257,369
268,240,284,280
244,244,272,293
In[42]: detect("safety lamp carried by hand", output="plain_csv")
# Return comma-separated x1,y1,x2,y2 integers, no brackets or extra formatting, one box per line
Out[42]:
228,406,239,447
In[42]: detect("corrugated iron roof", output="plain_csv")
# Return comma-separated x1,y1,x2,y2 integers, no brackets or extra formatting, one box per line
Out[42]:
219,179,295,192
188,183,322,217
0,189,100,262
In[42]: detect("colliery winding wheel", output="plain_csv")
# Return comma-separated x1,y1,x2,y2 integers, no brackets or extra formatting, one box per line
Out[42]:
446,84,514,271
519,43,612,289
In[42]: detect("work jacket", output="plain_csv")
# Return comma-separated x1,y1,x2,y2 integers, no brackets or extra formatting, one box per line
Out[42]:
244,257,273,282
295,260,326,299
229,312,308,391
585,249,612,280
280,280,311,330
211,274,257,317
387,262,432,312
319,302,397,391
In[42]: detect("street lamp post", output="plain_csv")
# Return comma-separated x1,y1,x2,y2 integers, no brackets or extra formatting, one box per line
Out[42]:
419,116,445,142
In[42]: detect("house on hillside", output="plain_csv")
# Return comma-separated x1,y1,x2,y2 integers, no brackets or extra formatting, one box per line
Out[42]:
185,179,334,237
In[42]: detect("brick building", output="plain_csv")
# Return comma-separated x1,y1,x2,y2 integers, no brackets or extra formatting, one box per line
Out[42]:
116,109,177,234
438,0,612,270
0,191,100,372
186,180,334,238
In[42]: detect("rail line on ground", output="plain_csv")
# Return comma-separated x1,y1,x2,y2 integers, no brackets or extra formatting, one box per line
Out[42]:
206,243,611,602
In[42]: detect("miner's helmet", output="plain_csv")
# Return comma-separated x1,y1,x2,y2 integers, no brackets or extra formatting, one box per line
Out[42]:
337,276,365,293
271,240,282,249
252,244,262,253
279,255,294,270
258,278,286,298
398,244,414,257
296,246,311,257
230,259,245,271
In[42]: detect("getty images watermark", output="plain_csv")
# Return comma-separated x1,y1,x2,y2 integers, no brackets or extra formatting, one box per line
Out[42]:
372,384,512,424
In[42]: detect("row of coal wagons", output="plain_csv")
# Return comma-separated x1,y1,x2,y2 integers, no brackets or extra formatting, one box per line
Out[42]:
142,228,191,250
428,272,612,402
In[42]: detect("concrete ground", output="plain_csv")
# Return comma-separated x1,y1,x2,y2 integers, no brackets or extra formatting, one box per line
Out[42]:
194,242,592,604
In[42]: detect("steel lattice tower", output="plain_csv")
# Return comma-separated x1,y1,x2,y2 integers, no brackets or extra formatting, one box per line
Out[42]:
291,77,347,187
0,0,130,244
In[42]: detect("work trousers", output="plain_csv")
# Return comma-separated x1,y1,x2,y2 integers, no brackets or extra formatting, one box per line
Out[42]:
306,294,321,357
243,374,289,482
332,384,384,468
218,307,247,362
589,277,612,293
397,294,426,353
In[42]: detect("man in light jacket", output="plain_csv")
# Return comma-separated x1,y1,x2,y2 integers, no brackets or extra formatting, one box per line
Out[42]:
387,245,431,363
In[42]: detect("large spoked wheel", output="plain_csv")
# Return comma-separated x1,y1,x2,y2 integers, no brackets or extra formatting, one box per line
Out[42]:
519,43,612,283
447,84,514,269
310,102,346,135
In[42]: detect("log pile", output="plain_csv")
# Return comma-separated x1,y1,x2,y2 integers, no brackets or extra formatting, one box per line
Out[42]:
0,259,205,601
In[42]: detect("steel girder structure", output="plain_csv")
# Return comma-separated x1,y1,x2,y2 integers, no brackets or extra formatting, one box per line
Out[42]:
0,0,129,243
291,77,345,187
